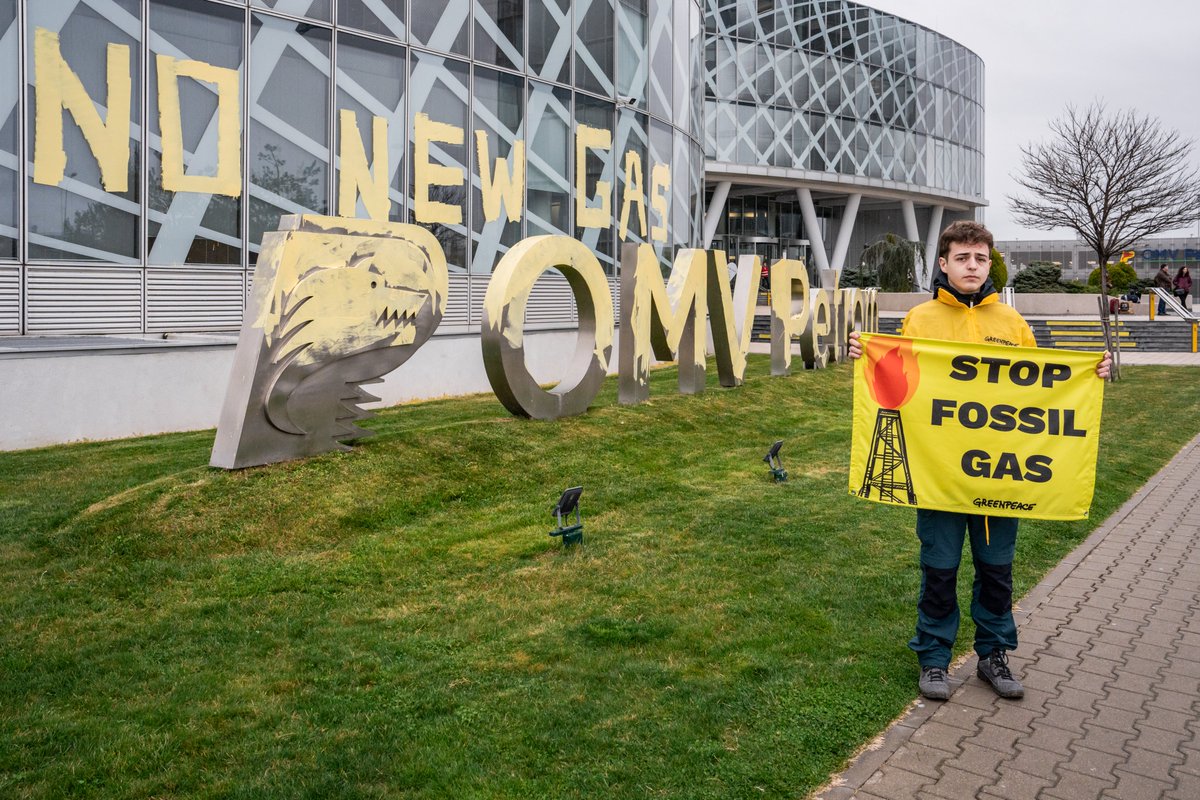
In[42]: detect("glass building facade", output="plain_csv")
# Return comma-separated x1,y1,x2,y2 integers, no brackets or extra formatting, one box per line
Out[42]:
1,0,983,336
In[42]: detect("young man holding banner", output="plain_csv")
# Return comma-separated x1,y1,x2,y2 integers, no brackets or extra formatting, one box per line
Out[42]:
848,221,1112,703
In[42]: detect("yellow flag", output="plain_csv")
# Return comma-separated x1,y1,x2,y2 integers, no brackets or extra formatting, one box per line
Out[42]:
850,334,1105,521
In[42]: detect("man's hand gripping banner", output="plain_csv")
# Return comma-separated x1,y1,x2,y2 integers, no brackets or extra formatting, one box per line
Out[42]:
850,334,1105,521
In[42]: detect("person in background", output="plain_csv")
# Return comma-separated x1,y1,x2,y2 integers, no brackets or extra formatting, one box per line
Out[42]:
1174,266,1192,311
1154,264,1173,315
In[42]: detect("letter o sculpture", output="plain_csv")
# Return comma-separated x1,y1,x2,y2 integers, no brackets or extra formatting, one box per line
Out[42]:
481,235,614,419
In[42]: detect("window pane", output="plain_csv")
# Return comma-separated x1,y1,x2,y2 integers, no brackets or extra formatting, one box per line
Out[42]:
574,93,614,273
336,32,406,222
148,0,243,266
526,80,571,237
471,66,523,273
411,0,469,57
528,0,570,84
408,51,469,272
575,0,614,97
251,0,331,23
616,0,647,108
248,14,330,260
338,0,405,40
0,0,17,258
27,0,142,262
474,0,523,71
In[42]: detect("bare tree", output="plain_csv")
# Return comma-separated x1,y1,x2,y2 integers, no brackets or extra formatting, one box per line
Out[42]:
1009,103,1200,307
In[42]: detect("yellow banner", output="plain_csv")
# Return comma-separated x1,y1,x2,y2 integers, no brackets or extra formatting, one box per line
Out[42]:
850,334,1105,520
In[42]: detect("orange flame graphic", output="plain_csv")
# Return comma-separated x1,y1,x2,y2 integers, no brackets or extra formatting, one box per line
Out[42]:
863,338,920,409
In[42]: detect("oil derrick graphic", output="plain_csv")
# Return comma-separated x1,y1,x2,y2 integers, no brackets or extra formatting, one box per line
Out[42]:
859,408,916,504
858,338,921,505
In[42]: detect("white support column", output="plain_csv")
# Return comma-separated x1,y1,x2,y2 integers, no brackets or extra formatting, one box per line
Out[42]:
797,188,830,274
901,199,920,243
829,192,862,271
923,205,945,290
701,181,731,248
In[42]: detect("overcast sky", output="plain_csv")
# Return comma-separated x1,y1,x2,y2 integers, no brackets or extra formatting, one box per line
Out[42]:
863,0,1200,243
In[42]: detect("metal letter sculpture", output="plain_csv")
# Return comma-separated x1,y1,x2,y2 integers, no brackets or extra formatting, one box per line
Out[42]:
481,235,614,420
211,215,448,468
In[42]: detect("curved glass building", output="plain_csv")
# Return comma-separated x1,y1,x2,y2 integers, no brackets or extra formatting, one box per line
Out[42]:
0,0,981,337
702,0,985,276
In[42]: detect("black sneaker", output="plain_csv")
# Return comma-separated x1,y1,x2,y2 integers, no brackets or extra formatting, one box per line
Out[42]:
977,650,1024,699
918,666,951,701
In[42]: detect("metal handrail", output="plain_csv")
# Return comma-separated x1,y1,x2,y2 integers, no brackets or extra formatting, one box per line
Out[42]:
1149,288,1198,321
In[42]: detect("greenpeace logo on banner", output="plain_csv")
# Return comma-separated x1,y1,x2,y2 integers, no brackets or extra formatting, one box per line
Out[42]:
973,498,1037,512
849,334,1106,521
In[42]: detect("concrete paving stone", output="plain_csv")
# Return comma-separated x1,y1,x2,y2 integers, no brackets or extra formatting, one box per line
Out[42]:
1131,721,1193,757
1004,686,1056,715
1073,656,1120,680
1106,768,1176,800
1020,667,1067,694
907,722,969,754
1007,743,1069,780
1094,628,1138,649
927,701,991,731
1050,685,1105,713
1055,628,1095,647
1177,630,1200,646
1087,704,1144,734
1019,614,1061,633
920,765,994,799
1139,705,1199,736
1035,605,1076,623
1086,641,1132,663
1075,722,1136,757
1044,768,1117,799
859,766,930,799
1062,668,1114,696
1136,625,1186,647
1106,613,1150,631
1102,669,1158,697
1096,685,1156,715
1128,585,1167,601
950,683,1007,712
1038,705,1095,736
1058,743,1125,780
1173,644,1200,663
1153,671,1200,696
951,742,1011,778
1040,640,1086,661
1163,654,1200,677
1119,595,1158,612
1073,604,1114,624
1124,642,1175,663
1122,655,1171,679
888,743,954,780
978,766,1055,800
1023,721,1079,756
1060,616,1105,636
1121,745,1184,781
1172,748,1200,780
1029,653,1077,677
981,703,1042,733
962,721,1025,753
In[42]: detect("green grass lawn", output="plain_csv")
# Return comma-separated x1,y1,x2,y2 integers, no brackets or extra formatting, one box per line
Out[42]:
2,359,1198,799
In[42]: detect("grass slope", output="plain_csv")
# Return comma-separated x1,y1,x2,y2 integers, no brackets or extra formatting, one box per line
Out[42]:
2,359,1198,799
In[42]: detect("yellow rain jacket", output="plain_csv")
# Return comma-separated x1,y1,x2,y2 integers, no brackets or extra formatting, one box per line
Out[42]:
902,272,1037,348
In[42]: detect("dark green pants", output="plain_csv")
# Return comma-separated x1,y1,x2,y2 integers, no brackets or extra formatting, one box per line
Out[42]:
909,509,1018,669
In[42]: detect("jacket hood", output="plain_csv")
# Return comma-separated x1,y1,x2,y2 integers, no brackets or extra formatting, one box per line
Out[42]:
932,267,997,307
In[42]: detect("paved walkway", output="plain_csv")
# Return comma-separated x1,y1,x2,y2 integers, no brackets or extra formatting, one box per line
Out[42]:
816,428,1200,800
